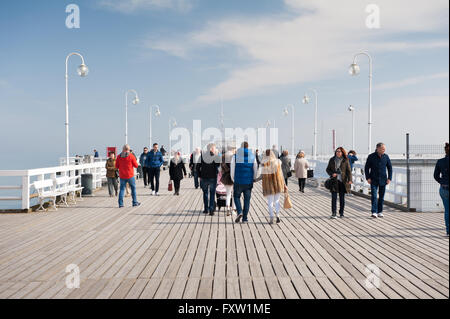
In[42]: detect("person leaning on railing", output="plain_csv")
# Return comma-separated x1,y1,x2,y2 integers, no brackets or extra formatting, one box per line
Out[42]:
434,142,449,237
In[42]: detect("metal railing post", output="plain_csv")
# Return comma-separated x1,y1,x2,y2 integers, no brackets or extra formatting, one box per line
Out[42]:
406,133,411,211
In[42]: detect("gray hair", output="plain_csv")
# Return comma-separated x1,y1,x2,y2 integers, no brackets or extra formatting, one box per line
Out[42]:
122,144,130,152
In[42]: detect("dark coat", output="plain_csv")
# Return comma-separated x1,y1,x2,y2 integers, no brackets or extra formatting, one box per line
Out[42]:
196,152,220,179
326,156,352,193
364,152,393,186
169,160,187,181
280,155,292,179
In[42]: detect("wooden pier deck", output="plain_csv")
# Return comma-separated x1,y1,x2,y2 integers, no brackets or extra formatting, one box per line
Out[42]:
0,171,448,299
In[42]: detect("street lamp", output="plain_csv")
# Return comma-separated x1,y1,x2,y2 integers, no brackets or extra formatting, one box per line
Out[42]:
283,104,295,156
302,89,318,160
125,89,140,145
348,105,356,150
349,51,372,154
65,52,88,165
149,105,161,147
169,117,177,160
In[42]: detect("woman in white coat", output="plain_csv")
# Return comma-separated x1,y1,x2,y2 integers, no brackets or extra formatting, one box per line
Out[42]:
294,151,309,193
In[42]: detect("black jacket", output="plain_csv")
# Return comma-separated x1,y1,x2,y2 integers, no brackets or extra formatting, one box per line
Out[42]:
169,160,187,181
196,152,220,179
364,152,393,186
434,155,449,187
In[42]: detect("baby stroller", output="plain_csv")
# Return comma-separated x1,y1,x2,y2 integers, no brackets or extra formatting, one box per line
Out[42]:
216,171,232,214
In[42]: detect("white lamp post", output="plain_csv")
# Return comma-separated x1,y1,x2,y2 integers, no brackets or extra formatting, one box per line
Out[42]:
348,105,356,150
125,89,140,145
65,52,88,165
168,117,177,161
283,104,295,156
349,51,372,154
302,89,318,160
149,105,161,147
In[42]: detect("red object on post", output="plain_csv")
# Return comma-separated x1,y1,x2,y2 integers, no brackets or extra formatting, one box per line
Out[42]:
107,147,117,157
168,181,173,192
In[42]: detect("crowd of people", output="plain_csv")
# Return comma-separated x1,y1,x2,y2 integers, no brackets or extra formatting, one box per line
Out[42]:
104,141,449,236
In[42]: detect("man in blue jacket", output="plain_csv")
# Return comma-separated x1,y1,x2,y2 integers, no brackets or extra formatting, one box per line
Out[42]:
365,143,393,218
145,143,164,196
139,147,150,187
231,142,258,223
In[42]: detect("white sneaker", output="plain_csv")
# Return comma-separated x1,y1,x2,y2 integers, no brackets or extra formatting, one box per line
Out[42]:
151,191,155,196
371,213,378,218
155,192,159,196
377,213,384,218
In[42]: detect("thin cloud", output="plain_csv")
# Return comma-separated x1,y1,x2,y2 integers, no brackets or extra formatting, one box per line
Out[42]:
98,0,195,13
143,0,449,105
375,72,449,90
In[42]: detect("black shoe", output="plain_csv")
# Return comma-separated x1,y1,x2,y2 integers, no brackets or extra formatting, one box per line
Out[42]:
276,217,281,224
209,211,215,216
235,214,243,223
203,210,208,214
133,202,141,207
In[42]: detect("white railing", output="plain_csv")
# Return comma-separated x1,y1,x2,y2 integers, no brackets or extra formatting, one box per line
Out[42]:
309,160,408,206
0,162,107,210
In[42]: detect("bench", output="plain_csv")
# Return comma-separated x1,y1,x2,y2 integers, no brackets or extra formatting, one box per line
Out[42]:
33,179,65,211
55,176,84,205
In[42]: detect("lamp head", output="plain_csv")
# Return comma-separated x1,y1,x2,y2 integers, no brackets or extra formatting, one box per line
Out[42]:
349,63,360,76
283,108,289,116
77,64,89,77
132,97,140,105
348,105,355,112
154,105,161,116
302,95,310,104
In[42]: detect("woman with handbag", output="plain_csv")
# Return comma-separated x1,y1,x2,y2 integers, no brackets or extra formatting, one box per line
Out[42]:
105,152,119,197
169,152,187,196
326,147,353,219
262,150,288,224
280,150,292,186
294,151,309,193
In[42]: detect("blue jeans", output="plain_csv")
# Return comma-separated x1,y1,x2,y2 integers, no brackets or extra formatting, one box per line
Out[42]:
201,178,217,212
118,177,138,207
193,171,199,189
439,187,449,235
234,184,253,222
370,184,386,214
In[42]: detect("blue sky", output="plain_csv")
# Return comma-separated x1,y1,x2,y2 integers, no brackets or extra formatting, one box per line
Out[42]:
0,0,448,169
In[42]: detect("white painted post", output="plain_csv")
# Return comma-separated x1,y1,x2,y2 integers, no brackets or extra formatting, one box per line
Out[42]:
21,174,30,210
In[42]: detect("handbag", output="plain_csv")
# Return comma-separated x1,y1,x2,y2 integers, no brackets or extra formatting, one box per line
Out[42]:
168,180,173,191
324,178,332,190
283,191,293,209
287,171,293,178
307,169,314,178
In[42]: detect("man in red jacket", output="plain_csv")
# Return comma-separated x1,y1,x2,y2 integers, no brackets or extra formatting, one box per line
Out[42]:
115,144,140,208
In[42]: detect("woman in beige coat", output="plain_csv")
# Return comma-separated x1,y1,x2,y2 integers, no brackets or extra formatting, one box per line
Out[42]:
261,150,288,224
294,151,309,193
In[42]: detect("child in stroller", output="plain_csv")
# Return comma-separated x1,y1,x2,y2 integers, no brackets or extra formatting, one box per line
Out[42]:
216,171,233,216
